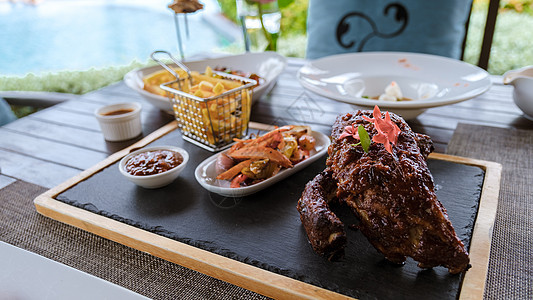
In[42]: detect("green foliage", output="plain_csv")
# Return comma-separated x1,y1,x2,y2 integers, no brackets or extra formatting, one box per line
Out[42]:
279,0,307,36
217,0,237,23
277,0,294,9
474,0,533,14
464,2,533,74
0,61,148,95
500,0,533,14
10,105,41,119
215,0,307,56
217,0,307,36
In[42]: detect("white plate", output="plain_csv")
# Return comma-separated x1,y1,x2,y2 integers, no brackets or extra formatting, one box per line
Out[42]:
297,52,492,119
125,51,287,113
194,130,330,198
0,241,148,299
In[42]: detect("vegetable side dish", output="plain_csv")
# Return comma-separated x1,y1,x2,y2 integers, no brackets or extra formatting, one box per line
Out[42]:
215,125,317,188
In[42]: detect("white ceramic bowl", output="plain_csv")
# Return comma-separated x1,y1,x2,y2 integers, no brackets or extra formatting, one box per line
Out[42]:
119,146,189,189
124,51,287,113
298,52,492,119
95,102,142,141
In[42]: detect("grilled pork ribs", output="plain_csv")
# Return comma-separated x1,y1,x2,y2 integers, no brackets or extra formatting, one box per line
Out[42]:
297,110,470,274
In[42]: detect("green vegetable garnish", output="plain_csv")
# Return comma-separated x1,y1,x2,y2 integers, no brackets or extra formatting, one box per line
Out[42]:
357,125,370,152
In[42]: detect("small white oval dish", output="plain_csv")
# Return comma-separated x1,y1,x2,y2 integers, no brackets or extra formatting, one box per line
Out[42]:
194,130,330,198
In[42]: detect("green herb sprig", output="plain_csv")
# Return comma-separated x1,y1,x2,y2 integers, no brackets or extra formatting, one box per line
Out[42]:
351,125,370,152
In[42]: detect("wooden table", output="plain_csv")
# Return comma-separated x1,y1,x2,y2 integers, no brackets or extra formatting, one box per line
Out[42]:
0,58,530,190
0,57,531,299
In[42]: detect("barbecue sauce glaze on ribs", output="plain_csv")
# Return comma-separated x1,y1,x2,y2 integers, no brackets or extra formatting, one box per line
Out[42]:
297,110,470,274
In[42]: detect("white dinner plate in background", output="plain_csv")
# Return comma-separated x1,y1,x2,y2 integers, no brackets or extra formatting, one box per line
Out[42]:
297,52,492,119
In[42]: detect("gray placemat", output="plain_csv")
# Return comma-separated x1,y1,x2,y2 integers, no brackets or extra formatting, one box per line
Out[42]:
0,180,269,300
446,123,533,299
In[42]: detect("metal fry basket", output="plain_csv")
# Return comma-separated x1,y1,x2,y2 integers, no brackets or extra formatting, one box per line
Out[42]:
151,50,256,152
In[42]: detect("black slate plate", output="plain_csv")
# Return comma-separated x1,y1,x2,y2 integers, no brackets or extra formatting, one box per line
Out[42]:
56,129,484,300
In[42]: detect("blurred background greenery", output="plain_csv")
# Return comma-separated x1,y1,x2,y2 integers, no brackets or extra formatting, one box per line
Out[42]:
2,0,533,118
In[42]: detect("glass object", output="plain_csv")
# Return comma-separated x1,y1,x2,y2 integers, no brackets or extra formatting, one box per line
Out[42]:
237,0,281,52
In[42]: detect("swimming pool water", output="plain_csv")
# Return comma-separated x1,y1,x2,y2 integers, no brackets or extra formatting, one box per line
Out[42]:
0,0,237,76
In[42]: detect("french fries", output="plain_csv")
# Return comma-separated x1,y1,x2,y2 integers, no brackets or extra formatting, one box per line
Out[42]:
142,66,242,98
143,66,252,148
142,68,184,96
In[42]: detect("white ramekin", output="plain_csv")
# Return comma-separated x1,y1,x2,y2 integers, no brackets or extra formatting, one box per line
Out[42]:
95,102,142,141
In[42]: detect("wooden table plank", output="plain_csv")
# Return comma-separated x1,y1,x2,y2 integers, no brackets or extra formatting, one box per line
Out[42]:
3,118,109,152
0,149,81,188
54,97,123,114
0,174,16,190
0,129,108,170
28,108,102,131
424,105,525,127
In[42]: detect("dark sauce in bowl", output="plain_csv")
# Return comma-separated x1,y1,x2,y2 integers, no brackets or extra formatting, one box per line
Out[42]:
125,149,183,176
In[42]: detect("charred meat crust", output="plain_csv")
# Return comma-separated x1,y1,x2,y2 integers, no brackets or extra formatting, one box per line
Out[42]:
415,133,434,160
297,171,346,260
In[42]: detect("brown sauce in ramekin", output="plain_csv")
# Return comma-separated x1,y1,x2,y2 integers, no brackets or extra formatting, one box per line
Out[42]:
101,109,134,116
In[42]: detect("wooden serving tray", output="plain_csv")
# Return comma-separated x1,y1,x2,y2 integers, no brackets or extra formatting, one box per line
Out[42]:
34,121,501,299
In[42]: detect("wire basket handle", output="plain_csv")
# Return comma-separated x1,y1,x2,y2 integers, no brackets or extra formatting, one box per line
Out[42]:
150,50,192,80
